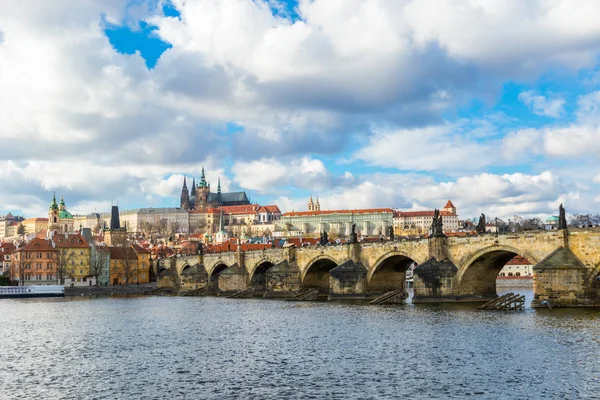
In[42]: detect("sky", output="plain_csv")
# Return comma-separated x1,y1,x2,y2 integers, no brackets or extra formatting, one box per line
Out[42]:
1,0,600,220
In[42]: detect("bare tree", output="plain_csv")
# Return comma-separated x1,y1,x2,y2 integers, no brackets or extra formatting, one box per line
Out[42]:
168,221,181,236
157,219,169,236
121,257,137,285
569,213,600,228
11,250,26,286
92,223,102,234
89,248,109,285
55,248,75,285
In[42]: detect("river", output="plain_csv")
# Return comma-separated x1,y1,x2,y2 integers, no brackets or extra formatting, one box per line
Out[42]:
1,289,599,399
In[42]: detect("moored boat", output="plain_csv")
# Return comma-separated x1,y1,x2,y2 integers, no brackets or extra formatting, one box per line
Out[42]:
0,285,65,299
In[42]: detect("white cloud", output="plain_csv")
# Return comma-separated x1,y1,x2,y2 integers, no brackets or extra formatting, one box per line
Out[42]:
231,157,353,194
501,128,543,162
354,125,494,172
276,171,569,220
518,91,565,117
593,174,600,184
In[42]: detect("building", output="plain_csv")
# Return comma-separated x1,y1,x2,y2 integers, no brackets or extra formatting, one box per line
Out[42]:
73,213,103,232
276,208,394,238
0,213,24,239
47,195,75,235
116,207,190,235
21,217,49,237
53,233,92,287
132,244,151,284
393,200,460,235
545,216,559,230
498,256,533,277
179,167,251,210
82,228,110,286
10,237,58,285
108,246,148,285
0,242,16,274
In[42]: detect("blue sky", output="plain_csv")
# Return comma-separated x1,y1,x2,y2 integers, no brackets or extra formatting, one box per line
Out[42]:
1,0,600,220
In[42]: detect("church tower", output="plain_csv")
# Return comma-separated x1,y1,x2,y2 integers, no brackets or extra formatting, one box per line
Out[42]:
180,176,190,210
308,195,314,211
315,196,321,211
48,193,60,234
196,166,211,209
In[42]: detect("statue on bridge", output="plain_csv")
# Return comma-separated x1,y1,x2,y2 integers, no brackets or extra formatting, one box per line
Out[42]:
389,225,394,241
349,223,358,244
319,231,329,246
476,213,487,234
431,209,445,238
559,203,568,230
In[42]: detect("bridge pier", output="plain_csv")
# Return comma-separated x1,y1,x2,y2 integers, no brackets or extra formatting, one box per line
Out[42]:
412,258,459,303
329,260,368,300
532,247,594,307
265,260,302,298
218,263,249,295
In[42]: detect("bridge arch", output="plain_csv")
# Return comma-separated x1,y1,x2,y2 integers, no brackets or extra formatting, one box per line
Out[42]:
367,251,419,295
207,262,230,293
249,259,276,291
457,245,538,298
301,255,340,292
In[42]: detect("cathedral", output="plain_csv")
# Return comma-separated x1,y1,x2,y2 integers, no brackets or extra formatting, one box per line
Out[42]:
180,167,250,210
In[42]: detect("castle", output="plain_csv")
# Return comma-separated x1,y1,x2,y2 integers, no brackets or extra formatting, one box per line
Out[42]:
180,167,250,210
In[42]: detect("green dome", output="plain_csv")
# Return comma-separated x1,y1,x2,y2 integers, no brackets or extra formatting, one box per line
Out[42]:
59,210,73,219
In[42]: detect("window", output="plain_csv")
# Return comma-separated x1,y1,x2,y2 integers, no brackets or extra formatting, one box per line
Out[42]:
47,263,52,269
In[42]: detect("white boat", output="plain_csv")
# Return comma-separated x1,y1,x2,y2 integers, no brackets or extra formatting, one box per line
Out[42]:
0,285,65,299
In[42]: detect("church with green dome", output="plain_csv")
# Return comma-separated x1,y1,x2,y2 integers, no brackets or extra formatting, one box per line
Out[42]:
48,194,75,235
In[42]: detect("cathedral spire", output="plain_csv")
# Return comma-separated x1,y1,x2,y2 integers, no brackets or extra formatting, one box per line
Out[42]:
180,176,190,210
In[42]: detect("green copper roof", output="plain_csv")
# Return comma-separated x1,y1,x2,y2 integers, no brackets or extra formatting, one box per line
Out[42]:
50,193,59,211
59,210,73,219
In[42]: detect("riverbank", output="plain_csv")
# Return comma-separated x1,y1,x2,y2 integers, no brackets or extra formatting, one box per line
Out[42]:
65,283,159,296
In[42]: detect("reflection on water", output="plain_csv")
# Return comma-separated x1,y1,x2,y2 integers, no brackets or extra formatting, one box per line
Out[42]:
1,295,599,399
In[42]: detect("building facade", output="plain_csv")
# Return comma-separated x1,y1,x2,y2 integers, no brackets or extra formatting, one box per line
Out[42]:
0,213,23,239
276,208,394,238
0,242,15,275
393,200,460,235
54,233,92,287
10,237,58,285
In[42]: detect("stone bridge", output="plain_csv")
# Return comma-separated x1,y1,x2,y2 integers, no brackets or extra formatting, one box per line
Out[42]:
155,228,600,307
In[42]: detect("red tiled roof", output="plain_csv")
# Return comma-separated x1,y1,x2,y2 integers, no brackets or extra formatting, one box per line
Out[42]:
506,255,531,265
444,200,456,209
53,233,88,248
284,208,393,217
20,237,57,252
109,246,137,260
257,205,281,214
131,244,150,254
394,211,456,217
0,243,16,253
220,204,260,215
